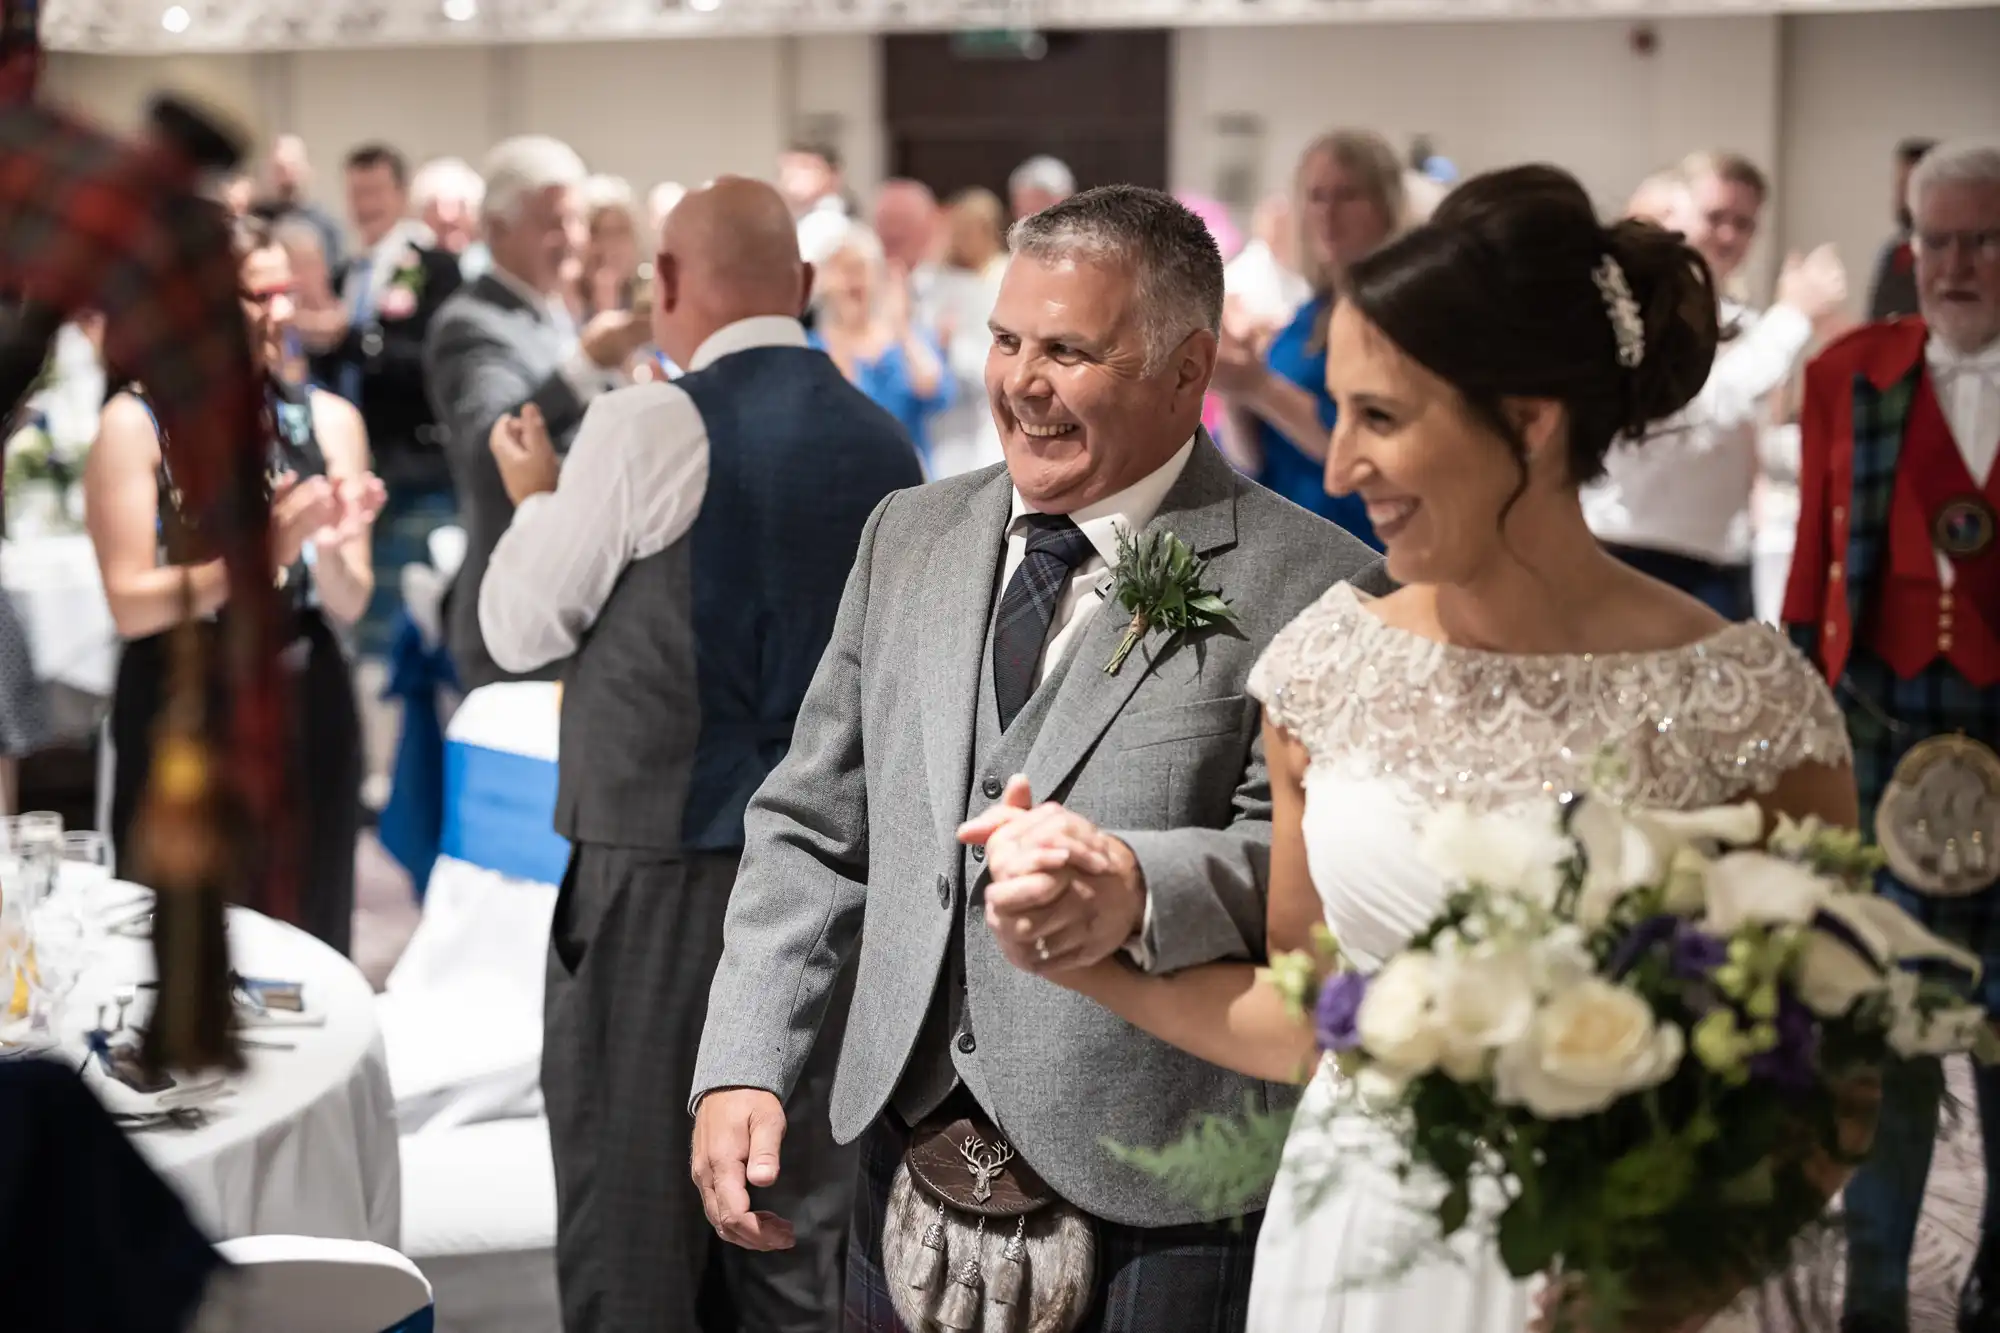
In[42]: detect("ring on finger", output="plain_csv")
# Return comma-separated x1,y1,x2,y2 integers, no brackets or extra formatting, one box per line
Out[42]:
1034,936,1051,963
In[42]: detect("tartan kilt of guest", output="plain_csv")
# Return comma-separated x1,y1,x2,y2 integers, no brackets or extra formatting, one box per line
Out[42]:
844,1112,1262,1333
1843,648,2000,1013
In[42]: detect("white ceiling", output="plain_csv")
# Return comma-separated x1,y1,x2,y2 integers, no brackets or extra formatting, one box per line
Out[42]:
43,0,1986,53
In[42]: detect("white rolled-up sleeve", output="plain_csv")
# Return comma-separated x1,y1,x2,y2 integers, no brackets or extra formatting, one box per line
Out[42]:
479,382,710,673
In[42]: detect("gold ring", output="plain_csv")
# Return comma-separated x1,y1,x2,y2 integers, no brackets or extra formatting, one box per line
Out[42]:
1034,936,1051,963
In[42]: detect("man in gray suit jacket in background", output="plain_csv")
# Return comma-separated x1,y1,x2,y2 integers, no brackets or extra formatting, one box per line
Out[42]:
423,134,651,690
692,186,1386,1330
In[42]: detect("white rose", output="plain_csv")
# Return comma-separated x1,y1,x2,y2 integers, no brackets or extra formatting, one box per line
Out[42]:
1702,852,1830,933
1432,946,1539,1082
1420,802,1571,908
1494,979,1684,1119
1357,952,1445,1076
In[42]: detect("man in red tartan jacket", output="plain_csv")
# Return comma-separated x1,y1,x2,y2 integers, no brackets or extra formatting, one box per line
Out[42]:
1783,140,2000,1333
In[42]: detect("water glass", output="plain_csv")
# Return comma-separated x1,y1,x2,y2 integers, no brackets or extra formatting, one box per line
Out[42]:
60,831,113,894
7,813,62,914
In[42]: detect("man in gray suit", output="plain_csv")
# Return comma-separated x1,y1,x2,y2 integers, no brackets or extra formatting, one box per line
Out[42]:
692,185,1385,1329
422,134,651,690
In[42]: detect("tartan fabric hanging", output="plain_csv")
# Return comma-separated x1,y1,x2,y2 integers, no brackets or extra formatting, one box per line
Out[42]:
0,0,289,1071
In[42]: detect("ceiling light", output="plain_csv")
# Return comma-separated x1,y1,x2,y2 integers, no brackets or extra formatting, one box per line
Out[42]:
689,0,721,13
442,0,477,19
160,5,190,31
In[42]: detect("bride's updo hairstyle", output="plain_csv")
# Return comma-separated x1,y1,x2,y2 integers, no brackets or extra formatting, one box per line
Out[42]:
1343,163,1720,491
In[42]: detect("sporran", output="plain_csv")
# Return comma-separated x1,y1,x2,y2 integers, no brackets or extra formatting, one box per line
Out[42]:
1877,732,2000,898
881,1110,1095,1333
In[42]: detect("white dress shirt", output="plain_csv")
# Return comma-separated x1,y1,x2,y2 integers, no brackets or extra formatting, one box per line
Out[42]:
342,220,428,310
1584,300,1815,565
999,437,1196,688
478,315,810,672
1928,332,2000,588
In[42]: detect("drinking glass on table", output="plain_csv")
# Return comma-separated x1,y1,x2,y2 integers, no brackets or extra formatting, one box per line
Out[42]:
9,812,62,912
60,831,113,893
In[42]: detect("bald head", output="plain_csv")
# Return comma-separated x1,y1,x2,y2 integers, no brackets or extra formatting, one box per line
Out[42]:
652,175,811,367
873,179,939,269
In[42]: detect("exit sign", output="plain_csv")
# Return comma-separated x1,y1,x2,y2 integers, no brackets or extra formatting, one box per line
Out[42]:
950,28,1048,59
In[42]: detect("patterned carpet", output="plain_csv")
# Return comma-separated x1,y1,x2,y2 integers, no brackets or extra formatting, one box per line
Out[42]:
1908,1058,1983,1332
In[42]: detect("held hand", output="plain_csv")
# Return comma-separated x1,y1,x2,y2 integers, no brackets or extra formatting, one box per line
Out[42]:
691,1088,797,1252
489,403,560,506
1775,244,1848,323
270,472,339,569
964,795,1143,974
580,309,651,370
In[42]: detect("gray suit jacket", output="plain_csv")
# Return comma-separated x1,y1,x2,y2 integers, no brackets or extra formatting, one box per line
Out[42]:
692,438,1386,1225
422,273,591,691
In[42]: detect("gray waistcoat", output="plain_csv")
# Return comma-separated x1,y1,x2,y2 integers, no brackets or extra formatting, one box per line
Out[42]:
893,599,1080,1123
552,541,699,850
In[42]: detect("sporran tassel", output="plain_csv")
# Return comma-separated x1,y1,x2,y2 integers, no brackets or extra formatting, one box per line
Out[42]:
936,1254,983,1332
136,579,239,1076
989,1217,1027,1307
904,1198,948,1293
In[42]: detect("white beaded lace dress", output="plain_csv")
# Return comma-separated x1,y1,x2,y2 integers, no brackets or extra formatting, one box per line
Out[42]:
1241,582,1852,1333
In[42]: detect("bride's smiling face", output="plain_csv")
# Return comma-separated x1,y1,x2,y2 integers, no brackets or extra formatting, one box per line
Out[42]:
1322,301,1563,587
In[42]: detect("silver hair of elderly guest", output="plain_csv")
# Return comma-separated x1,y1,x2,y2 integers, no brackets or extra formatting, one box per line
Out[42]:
1006,198,1224,374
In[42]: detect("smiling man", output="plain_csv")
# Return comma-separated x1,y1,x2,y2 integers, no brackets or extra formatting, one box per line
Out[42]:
1786,139,2000,1333
690,185,1384,1332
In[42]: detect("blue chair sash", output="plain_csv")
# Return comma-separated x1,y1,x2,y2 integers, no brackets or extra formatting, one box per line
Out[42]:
377,613,456,899
383,1305,435,1333
439,739,569,885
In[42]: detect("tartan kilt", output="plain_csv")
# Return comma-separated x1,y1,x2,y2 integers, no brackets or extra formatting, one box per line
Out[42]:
1843,650,2000,1012
844,1110,1261,1333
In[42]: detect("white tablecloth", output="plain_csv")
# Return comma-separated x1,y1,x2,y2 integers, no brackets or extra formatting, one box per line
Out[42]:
1,532,116,697
63,878,401,1246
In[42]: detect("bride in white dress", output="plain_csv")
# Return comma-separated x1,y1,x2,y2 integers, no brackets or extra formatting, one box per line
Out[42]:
984,165,1862,1333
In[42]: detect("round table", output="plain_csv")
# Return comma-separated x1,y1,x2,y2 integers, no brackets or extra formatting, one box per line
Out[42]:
60,876,400,1246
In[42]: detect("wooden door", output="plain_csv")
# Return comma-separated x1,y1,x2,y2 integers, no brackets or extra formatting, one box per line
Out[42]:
882,30,1170,203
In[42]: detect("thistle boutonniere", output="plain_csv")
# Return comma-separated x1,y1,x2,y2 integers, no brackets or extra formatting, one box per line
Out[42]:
1103,527,1240,675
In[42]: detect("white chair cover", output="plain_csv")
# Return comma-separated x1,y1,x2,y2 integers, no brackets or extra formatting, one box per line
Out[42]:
379,683,566,1133
399,1117,561,1333
195,1236,433,1333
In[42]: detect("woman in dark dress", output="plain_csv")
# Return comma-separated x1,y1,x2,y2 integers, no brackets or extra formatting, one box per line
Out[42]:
84,218,384,954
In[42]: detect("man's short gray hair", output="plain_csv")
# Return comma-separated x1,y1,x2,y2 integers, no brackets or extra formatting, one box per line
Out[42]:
1007,184,1223,372
412,156,484,214
481,136,587,225
1009,155,1075,201
1908,140,2000,218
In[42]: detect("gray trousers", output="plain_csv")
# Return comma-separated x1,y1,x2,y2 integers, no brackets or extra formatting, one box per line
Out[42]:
543,844,855,1332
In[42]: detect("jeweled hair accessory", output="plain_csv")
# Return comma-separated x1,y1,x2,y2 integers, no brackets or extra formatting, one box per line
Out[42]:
1591,254,1645,369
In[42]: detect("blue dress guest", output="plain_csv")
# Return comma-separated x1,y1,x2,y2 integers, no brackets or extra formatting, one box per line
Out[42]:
809,221,949,474
1214,129,1407,549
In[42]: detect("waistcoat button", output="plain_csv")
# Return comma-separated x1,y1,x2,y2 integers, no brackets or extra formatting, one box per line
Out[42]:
956,1032,976,1055
936,873,951,906
981,775,1003,800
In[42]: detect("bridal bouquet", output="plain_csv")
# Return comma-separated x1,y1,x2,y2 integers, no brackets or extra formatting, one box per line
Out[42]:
1220,796,1988,1327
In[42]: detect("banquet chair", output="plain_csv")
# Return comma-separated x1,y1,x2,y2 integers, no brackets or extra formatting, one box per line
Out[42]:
194,1236,433,1333
378,679,565,1332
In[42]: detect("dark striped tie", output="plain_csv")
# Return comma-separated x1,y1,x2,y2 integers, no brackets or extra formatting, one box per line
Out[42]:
992,513,1094,731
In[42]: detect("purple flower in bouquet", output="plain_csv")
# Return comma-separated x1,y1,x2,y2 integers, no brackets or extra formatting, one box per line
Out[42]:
1749,990,1820,1092
1315,971,1368,1052
1670,926,1729,980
